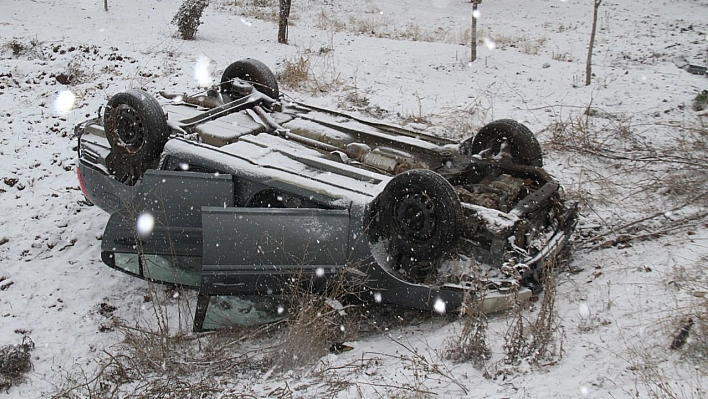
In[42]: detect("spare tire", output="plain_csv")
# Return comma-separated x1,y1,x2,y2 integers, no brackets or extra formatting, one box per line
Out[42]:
220,58,279,100
104,89,169,171
460,119,543,167
370,169,462,262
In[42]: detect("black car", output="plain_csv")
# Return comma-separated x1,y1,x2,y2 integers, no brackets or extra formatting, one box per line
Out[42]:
75,58,577,330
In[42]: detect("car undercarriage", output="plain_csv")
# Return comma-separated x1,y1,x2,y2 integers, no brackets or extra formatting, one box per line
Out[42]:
75,58,578,330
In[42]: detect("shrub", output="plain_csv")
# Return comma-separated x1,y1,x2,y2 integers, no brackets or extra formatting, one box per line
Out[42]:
0,336,34,392
444,264,492,368
693,90,708,112
172,0,210,40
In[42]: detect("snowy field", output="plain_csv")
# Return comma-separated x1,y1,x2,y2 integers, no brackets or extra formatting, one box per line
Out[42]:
1,0,707,397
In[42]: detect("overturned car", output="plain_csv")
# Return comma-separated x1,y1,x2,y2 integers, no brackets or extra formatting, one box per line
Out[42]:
75,58,578,330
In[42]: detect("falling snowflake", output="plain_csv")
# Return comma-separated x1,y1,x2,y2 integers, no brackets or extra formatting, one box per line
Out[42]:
136,213,155,238
482,37,496,50
194,56,213,87
54,90,76,115
433,298,446,314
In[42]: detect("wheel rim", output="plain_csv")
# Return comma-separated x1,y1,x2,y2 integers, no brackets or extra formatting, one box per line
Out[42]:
483,136,511,160
394,191,437,241
110,104,145,154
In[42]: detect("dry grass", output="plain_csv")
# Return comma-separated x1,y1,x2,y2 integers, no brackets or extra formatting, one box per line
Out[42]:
395,24,465,44
55,55,96,85
4,37,45,59
315,8,346,32
336,85,390,119
50,271,367,397
666,256,708,366
347,13,390,36
213,0,283,23
525,258,564,363
388,90,495,142
51,285,277,398
541,105,708,395
0,336,34,392
603,253,708,399
314,8,468,45
278,53,310,88
115,291,193,374
277,47,342,95
546,108,708,209
495,257,565,367
552,50,573,62
436,99,494,140
268,269,364,372
479,31,548,55
501,288,530,366
444,263,492,368
624,315,708,398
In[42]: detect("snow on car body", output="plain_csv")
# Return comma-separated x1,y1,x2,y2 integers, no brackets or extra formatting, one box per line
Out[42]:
75,59,577,330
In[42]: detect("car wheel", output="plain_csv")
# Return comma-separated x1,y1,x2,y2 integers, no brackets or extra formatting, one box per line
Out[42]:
372,169,462,262
460,119,543,167
220,58,279,100
104,89,169,169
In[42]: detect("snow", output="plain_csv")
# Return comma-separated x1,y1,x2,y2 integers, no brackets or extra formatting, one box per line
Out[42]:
136,212,155,238
1,0,707,397
193,55,215,87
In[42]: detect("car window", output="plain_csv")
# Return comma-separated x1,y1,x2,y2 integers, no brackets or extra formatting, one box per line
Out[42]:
162,155,218,174
142,254,202,286
112,252,201,287
245,189,324,209
201,295,287,330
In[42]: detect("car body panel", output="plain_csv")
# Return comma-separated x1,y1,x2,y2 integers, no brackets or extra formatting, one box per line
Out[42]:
201,207,352,295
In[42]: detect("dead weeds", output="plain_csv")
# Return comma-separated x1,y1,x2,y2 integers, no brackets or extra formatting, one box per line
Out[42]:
546,109,708,250
268,270,364,372
444,263,492,368
277,48,343,95
0,336,34,392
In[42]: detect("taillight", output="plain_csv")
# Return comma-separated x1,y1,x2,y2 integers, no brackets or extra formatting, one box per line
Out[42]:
76,165,88,198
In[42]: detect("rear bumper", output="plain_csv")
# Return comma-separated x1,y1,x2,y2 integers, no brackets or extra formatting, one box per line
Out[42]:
76,158,128,214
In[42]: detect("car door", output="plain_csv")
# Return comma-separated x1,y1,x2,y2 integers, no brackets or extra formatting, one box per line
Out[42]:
101,169,234,287
195,205,352,330
199,206,351,295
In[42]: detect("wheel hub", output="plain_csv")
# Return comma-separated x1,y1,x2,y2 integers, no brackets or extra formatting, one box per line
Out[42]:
111,104,145,153
394,192,436,241
484,137,512,160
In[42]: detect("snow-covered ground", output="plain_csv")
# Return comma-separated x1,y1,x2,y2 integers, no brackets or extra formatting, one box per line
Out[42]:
1,0,707,397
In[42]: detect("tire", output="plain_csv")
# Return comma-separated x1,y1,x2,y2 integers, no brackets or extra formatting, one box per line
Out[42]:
371,169,462,262
103,89,169,169
460,119,543,167
220,58,279,100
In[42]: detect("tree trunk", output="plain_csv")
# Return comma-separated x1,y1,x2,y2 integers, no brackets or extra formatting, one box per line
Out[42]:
471,2,478,62
278,0,292,44
104,0,108,12
585,0,602,86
